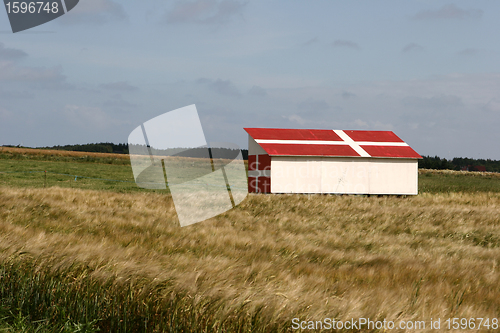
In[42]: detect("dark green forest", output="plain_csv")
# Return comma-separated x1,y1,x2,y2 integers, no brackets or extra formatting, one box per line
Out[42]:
418,156,500,173
41,143,129,154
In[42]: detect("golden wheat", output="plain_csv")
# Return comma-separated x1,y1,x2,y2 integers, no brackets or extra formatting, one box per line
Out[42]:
0,146,130,160
0,185,499,330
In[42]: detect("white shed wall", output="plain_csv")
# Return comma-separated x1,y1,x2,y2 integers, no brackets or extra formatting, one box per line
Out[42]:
270,157,418,195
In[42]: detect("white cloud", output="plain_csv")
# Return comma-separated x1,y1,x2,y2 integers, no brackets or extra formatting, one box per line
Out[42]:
62,104,111,130
402,43,424,53
100,81,139,92
248,85,267,96
197,78,241,97
401,94,463,108
58,0,127,24
413,4,483,20
164,0,246,25
346,120,393,131
352,119,368,128
481,98,500,113
0,43,28,61
302,37,319,47
283,114,309,126
458,48,479,56
0,89,34,100
0,61,69,89
332,39,360,50
102,99,137,109
370,121,394,130
0,107,12,119
341,91,356,100
297,98,329,113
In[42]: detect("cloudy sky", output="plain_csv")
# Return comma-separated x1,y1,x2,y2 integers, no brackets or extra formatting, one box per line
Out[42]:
0,0,499,159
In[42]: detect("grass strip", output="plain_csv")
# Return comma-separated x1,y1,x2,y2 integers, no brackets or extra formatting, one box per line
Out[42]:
0,258,286,333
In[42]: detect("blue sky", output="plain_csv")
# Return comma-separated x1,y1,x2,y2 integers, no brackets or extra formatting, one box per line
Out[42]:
0,0,499,159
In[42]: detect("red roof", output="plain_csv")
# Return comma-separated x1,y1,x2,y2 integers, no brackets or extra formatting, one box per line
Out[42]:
244,128,422,159
245,128,343,141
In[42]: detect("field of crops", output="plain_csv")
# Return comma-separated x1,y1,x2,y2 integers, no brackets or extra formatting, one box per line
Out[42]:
0,148,499,332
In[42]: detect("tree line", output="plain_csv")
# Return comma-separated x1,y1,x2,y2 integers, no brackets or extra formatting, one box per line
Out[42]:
38,143,499,172
42,143,129,154
42,143,249,160
419,156,500,172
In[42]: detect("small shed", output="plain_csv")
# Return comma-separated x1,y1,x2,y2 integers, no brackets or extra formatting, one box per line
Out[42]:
244,128,422,195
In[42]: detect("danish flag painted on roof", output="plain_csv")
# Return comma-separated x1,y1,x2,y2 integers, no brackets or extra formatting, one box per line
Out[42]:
244,128,422,159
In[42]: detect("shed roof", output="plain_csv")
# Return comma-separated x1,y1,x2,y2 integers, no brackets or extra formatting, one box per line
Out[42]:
244,128,422,159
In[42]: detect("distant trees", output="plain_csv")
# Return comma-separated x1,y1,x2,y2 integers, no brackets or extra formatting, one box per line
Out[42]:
42,143,250,160
44,143,129,154
451,157,500,173
418,156,455,170
419,155,500,172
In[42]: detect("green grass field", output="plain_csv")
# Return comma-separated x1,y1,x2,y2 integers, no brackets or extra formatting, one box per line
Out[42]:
0,149,500,332
2,151,500,194
419,169,500,193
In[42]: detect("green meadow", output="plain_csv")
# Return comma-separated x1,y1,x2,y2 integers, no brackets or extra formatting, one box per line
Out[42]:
2,151,500,194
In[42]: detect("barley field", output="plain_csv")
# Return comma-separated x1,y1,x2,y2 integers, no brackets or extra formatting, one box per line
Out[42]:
0,148,499,332
0,146,130,161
